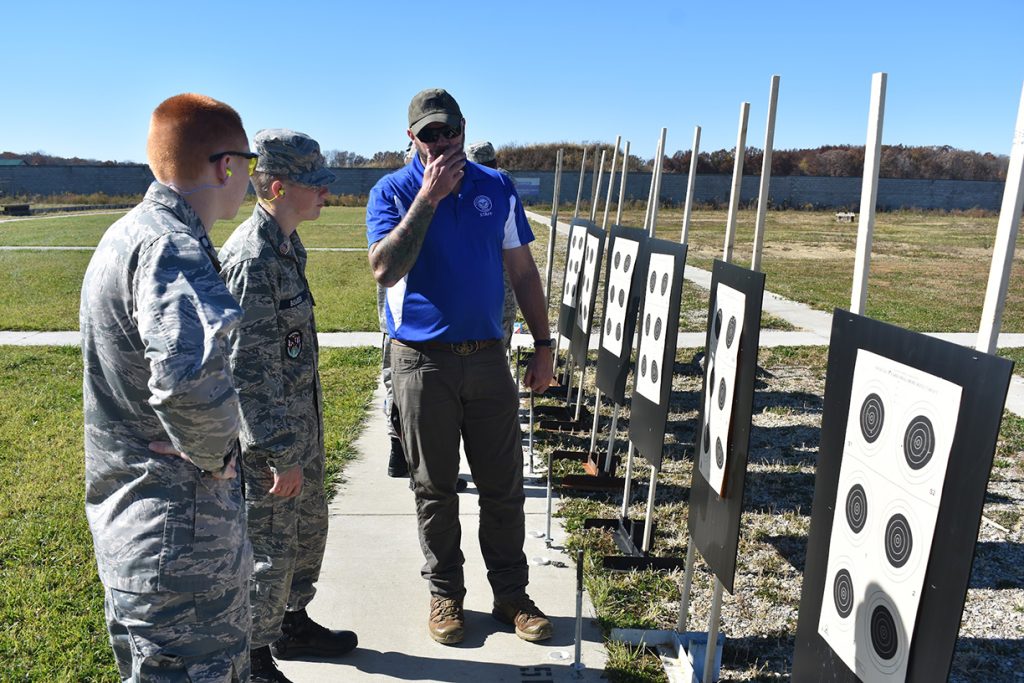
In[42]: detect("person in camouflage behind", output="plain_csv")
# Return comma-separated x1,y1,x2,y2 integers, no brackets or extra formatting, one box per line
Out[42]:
80,93,255,682
219,129,357,683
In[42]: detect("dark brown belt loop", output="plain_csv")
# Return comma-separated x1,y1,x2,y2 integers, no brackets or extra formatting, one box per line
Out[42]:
392,338,499,356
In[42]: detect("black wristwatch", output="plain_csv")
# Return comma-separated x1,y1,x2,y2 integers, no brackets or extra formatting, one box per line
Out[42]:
534,338,553,348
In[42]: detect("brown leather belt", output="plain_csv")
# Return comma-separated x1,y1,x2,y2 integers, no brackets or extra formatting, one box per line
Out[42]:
392,338,500,356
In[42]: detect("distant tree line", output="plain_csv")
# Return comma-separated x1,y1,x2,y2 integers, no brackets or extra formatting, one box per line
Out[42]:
490,142,1011,182
5,143,1010,181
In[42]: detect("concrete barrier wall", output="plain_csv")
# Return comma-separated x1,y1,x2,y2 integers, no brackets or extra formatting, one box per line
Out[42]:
0,165,1006,211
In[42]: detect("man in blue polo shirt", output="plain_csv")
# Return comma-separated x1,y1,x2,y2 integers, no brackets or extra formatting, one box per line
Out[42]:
366,88,554,646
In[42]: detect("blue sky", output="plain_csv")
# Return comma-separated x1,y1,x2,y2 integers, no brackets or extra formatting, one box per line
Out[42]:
2,0,1022,163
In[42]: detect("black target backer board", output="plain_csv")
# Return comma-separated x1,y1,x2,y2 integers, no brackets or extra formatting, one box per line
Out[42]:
557,219,595,339
569,224,606,367
595,225,650,405
686,259,765,594
626,238,688,471
792,310,1014,683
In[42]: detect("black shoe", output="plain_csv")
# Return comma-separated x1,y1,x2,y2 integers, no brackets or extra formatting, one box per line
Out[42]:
271,608,358,660
250,646,294,683
387,437,409,478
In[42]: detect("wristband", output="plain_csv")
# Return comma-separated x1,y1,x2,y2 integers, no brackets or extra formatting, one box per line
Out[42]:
533,338,553,348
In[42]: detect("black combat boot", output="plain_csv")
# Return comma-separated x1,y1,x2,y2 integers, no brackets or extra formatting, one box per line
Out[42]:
250,645,294,683
387,437,409,477
271,608,358,660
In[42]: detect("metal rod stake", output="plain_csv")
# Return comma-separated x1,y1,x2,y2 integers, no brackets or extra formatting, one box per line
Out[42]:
676,543,696,632
528,389,535,474
641,464,659,553
603,404,619,474
702,579,724,683
545,442,554,547
574,549,585,674
620,442,635,519
588,388,602,455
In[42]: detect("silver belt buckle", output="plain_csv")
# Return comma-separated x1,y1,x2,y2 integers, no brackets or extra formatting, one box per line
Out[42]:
452,341,478,356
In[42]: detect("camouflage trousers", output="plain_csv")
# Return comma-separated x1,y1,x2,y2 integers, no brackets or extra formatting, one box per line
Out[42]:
104,581,249,682
243,451,328,648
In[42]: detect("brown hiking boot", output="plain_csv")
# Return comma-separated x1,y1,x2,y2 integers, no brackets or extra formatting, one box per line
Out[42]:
428,596,465,645
492,595,553,642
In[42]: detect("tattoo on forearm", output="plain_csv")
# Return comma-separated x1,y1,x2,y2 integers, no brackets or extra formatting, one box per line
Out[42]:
371,196,435,285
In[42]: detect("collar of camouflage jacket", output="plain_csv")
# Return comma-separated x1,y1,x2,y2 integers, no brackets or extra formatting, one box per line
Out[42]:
145,182,221,268
253,202,304,261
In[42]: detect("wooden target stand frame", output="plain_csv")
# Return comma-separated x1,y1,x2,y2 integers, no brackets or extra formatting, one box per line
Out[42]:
791,312,1014,682
583,238,689,571
558,224,650,491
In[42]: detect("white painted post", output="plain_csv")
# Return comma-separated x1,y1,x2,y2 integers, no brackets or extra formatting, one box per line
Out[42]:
681,126,701,244
643,137,660,236
543,148,563,306
850,72,887,315
616,141,631,226
649,127,668,238
572,148,589,220
601,135,622,230
589,150,607,222
723,102,750,262
977,81,1024,354
589,149,601,218
751,75,781,273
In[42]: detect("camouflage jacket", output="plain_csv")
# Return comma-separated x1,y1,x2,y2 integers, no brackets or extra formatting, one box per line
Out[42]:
219,204,324,473
80,182,250,593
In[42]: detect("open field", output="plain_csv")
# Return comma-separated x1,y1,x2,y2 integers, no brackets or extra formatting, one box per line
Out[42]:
538,346,1024,682
535,203,1024,334
0,346,380,681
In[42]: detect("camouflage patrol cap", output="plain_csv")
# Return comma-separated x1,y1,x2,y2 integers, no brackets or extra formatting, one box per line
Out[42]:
466,141,496,164
253,129,336,187
408,89,463,135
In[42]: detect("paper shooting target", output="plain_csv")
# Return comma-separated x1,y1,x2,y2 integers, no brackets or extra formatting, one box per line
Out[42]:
697,282,746,496
626,238,687,470
793,311,1015,683
595,225,648,404
557,219,594,339
686,260,765,595
569,224,606,367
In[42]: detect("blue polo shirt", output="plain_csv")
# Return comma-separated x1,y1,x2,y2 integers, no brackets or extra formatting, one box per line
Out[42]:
366,155,534,342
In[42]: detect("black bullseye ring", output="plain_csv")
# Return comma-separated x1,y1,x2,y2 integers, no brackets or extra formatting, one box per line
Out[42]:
884,513,913,568
726,315,737,347
860,393,885,443
903,415,935,470
870,604,899,661
845,484,868,534
833,569,854,618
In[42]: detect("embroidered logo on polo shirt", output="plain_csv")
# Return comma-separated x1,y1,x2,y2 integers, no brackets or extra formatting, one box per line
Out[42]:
473,195,493,216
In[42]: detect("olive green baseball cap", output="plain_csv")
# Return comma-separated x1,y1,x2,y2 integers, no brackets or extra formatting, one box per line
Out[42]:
408,88,463,135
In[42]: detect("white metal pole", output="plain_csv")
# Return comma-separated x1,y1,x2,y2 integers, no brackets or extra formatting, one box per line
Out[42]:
649,127,668,239
702,579,724,683
589,150,606,222
645,131,667,238
676,543,696,632
850,72,887,315
616,141,631,226
723,102,750,262
589,149,601,217
681,126,701,244
620,442,635,519
977,81,1024,354
544,149,564,305
641,465,658,553
573,148,589,220
602,136,622,230
603,404,619,474
751,75,781,273
589,388,602,454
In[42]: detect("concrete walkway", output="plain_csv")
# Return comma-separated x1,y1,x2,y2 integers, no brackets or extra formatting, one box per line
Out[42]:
279,384,607,682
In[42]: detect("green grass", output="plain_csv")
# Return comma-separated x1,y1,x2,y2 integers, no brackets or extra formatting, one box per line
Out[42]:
0,345,380,680
0,204,369,249
0,250,378,332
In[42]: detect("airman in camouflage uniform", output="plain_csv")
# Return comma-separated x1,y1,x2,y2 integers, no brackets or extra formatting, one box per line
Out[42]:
81,93,255,682
219,129,356,683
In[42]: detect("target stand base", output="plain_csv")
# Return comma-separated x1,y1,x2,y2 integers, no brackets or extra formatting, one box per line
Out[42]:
536,407,592,432
559,472,628,492
584,516,686,572
550,448,590,462
610,629,724,683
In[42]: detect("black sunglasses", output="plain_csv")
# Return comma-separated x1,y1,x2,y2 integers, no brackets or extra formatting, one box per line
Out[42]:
416,125,462,143
209,151,260,176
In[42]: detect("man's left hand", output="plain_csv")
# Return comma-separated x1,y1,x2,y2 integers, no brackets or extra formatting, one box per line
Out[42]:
523,347,554,393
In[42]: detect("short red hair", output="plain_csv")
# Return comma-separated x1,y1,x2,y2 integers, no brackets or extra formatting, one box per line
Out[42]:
146,93,247,183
